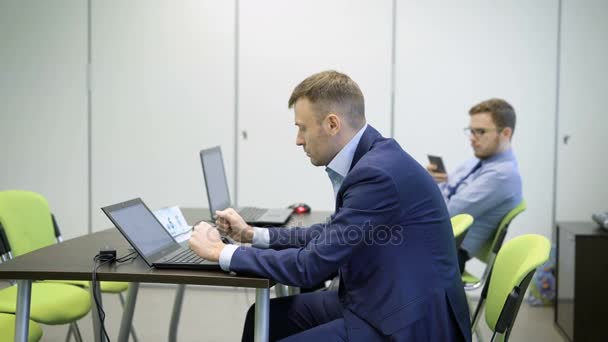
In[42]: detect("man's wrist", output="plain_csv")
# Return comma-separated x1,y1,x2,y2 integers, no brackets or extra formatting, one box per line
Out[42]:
245,226,254,243
214,244,225,261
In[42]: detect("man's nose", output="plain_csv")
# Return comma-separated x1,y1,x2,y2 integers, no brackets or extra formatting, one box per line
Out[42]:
296,136,304,146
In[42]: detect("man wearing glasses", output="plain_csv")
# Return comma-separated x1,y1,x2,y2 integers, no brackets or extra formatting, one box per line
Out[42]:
426,98,522,273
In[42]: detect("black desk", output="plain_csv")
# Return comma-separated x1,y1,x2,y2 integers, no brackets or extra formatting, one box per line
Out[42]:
0,208,330,342
555,221,608,341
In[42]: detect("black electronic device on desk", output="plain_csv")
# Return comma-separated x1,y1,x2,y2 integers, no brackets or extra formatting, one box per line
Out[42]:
592,212,608,230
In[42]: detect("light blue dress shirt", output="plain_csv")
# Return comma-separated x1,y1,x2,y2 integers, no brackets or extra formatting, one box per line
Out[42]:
218,124,368,272
439,149,522,256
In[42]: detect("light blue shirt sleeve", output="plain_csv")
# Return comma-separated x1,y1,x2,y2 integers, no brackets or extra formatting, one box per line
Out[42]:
218,244,239,272
252,227,270,248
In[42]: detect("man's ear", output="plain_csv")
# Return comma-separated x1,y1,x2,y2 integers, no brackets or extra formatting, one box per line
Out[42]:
501,126,513,140
325,113,341,135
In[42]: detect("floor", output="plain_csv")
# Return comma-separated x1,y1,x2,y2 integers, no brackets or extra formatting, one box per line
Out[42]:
23,283,567,341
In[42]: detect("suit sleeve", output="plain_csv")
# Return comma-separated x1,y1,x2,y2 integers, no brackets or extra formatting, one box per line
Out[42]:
265,221,329,250
228,166,401,287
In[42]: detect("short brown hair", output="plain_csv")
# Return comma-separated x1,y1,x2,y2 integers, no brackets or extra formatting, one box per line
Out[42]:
469,98,516,135
288,70,365,128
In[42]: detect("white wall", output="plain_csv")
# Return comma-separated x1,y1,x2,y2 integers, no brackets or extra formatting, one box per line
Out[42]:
556,0,608,221
0,0,88,239
89,0,235,231
237,0,393,211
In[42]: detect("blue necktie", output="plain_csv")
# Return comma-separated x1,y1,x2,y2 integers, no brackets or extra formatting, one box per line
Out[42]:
447,161,482,199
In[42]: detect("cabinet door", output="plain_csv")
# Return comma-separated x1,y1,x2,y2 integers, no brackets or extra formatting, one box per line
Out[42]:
556,0,608,221
0,1,88,239
394,0,559,244
238,0,393,210
90,0,235,230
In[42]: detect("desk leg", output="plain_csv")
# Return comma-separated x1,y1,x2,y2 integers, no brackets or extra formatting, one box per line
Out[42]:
254,288,269,342
15,280,32,342
118,282,140,342
168,284,186,342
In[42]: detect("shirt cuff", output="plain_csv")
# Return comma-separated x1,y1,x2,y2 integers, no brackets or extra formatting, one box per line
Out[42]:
252,227,270,249
218,244,239,272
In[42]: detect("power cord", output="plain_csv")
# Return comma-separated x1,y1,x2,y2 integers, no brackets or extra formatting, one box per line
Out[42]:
92,249,138,341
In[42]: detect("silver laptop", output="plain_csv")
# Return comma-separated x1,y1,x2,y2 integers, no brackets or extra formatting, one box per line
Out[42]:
200,146,293,226
101,198,220,270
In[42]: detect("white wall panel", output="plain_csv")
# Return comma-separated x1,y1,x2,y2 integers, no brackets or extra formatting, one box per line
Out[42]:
0,0,88,239
91,0,235,230
556,0,608,221
394,0,559,275
238,0,393,211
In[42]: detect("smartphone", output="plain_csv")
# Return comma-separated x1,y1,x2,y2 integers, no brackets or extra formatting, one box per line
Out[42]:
427,155,447,173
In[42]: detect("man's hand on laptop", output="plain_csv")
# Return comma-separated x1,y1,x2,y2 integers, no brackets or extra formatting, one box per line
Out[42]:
189,222,224,261
215,208,254,243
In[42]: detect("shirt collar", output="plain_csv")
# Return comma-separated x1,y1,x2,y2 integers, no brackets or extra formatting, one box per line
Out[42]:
326,123,368,178
481,148,514,164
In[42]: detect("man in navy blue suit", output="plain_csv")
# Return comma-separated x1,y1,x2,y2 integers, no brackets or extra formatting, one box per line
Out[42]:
190,71,471,341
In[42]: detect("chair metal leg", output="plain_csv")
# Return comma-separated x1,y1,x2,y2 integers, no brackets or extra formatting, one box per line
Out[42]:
65,322,73,342
71,322,84,342
119,291,139,342
489,330,504,342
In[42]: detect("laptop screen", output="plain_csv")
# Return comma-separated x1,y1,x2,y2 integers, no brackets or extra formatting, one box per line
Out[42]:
105,201,176,258
200,147,231,215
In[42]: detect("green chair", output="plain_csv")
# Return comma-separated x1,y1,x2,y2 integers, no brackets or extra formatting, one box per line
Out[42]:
0,312,42,342
0,190,93,341
451,213,474,247
470,234,550,341
462,200,527,290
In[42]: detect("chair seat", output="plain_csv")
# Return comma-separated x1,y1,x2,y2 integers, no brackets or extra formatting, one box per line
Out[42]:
44,280,129,293
0,283,90,325
462,270,480,285
0,313,43,342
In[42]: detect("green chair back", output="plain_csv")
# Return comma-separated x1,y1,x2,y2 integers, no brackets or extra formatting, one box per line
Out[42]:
474,200,527,263
476,234,550,341
0,190,57,256
451,213,474,238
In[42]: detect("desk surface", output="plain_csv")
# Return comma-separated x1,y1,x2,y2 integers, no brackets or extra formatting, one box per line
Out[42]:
0,208,331,289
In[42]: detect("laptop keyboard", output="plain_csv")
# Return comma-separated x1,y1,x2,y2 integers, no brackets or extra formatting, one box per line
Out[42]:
166,248,207,264
238,207,266,221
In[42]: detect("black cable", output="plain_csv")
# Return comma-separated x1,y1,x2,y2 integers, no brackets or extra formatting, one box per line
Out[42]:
115,251,137,263
91,250,138,342
92,254,113,342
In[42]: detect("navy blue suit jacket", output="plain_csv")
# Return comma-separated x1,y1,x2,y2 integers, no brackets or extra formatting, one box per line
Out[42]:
230,126,471,341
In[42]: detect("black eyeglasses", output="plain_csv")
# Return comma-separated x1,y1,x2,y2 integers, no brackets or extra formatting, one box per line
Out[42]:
463,127,502,137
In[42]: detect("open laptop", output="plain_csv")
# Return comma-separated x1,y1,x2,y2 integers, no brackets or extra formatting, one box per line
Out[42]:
101,198,220,270
200,146,293,226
